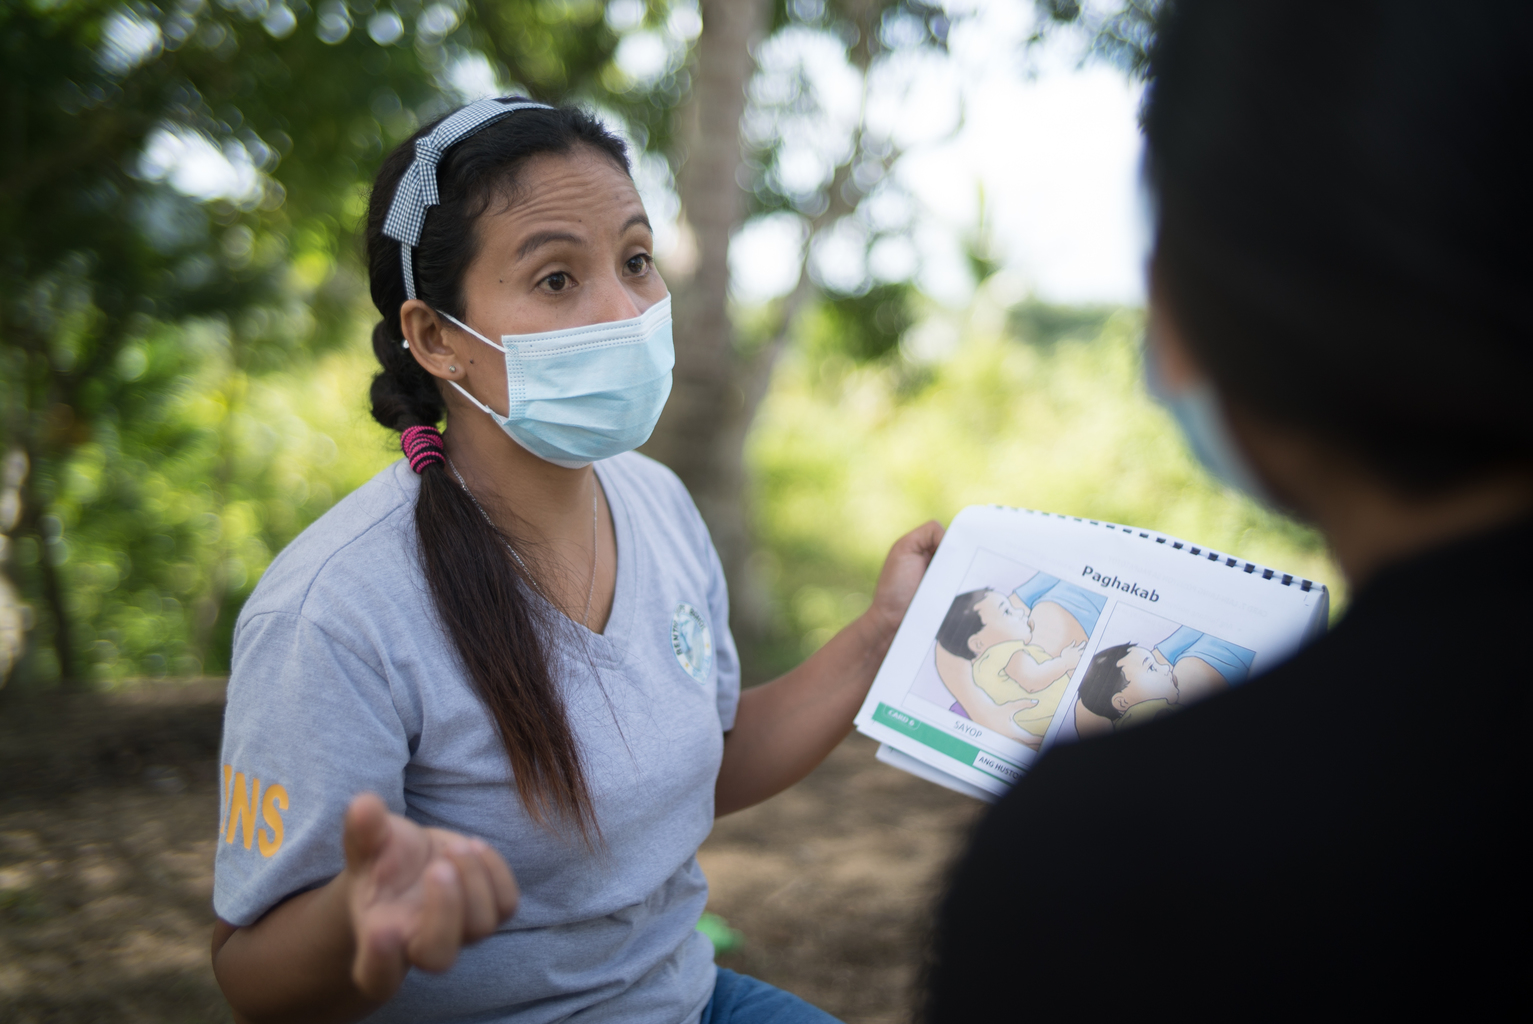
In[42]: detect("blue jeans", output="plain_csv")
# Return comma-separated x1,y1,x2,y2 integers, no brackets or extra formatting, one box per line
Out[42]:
700,967,843,1024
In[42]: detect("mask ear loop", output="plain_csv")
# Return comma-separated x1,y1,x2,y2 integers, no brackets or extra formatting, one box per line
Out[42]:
437,310,510,419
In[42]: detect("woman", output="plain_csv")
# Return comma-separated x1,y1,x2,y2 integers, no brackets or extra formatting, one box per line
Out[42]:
209,99,941,1023
927,0,1529,1017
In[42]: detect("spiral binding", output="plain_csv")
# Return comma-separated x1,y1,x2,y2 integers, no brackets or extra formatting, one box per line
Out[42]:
988,506,1317,592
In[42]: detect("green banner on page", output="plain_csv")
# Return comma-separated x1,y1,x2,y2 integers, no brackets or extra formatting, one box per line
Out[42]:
871,702,1023,784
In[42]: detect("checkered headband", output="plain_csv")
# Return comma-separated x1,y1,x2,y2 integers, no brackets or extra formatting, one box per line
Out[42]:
382,98,553,302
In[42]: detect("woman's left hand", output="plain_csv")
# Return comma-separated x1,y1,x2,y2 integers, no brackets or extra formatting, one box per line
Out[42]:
867,520,946,639
716,518,946,815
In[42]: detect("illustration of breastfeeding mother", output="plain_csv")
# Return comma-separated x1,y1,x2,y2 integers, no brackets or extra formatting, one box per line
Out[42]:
1074,626,1256,738
933,572,1107,749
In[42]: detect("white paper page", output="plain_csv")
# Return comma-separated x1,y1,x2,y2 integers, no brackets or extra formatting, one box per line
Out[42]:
854,506,1329,798
875,743,995,803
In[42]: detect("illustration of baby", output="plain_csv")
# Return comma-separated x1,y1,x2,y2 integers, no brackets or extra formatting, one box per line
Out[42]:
1075,626,1256,736
933,575,1106,748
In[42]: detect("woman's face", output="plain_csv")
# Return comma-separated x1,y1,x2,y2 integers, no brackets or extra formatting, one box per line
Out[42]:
416,146,666,417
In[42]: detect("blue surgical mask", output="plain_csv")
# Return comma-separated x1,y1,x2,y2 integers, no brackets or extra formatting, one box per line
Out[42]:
442,296,674,469
1142,331,1271,503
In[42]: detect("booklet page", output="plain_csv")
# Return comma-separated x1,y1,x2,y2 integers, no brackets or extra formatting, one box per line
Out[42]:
855,506,1328,798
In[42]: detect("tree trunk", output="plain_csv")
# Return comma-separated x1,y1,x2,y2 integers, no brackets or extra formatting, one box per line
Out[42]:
645,0,775,645
16,450,78,688
191,372,245,669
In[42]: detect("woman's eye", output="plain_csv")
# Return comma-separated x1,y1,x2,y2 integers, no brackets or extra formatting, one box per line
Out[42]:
543,272,569,292
625,253,652,275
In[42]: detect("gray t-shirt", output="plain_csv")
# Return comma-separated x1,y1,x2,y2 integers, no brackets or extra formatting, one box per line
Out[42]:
214,453,740,1024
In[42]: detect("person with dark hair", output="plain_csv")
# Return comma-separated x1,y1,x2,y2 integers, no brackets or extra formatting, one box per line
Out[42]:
926,0,1530,1015
207,98,942,1024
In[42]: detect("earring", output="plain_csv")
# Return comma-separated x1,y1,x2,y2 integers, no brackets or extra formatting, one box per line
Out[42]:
448,365,458,373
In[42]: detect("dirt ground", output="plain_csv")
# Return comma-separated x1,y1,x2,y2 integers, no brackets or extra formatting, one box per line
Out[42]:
0,683,983,1023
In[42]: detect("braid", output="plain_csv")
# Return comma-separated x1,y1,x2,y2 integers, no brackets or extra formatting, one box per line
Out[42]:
365,118,448,434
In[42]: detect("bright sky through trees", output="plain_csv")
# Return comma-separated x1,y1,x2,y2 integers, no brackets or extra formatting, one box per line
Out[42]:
728,0,1147,307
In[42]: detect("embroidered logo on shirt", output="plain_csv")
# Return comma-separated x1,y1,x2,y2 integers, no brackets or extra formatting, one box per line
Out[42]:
670,602,714,684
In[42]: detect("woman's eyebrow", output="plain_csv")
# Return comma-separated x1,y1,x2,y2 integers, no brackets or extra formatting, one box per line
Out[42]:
517,230,583,261
516,214,651,261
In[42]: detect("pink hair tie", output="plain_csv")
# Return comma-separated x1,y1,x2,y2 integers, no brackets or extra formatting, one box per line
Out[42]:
401,425,446,473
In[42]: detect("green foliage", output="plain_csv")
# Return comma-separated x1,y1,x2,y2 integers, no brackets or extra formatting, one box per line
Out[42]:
801,283,915,363
8,317,396,685
0,0,669,688
768,0,950,46
1007,298,1115,348
1030,0,1163,79
468,0,686,152
0,0,1182,692
742,0,952,296
748,297,1341,674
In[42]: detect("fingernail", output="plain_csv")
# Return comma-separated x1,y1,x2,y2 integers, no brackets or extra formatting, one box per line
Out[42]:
432,861,457,884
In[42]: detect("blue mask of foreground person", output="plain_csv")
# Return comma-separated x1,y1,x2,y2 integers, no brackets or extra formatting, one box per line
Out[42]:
438,295,674,469
1143,322,1272,504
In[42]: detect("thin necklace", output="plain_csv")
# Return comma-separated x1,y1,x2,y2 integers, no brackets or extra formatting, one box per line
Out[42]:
447,458,600,627
581,480,598,628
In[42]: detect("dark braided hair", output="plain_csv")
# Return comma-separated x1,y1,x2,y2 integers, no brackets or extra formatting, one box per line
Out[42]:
364,99,630,840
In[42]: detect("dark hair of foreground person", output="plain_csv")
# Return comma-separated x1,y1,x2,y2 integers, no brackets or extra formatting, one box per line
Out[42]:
924,0,1531,1016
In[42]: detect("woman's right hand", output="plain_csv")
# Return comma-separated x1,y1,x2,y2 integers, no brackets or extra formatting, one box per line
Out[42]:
342,792,520,1000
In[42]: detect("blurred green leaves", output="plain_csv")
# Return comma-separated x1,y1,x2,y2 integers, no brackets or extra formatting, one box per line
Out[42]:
1029,0,1162,79
0,0,1183,692
6,315,399,685
0,0,674,688
801,283,914,363
749,289,1339,677
1007,298,1115,348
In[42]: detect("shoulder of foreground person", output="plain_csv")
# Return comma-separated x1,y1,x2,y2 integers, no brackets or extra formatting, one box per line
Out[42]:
926,522,1533,1019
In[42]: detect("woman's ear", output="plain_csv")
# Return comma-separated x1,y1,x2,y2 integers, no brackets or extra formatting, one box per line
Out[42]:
401,299,469,382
